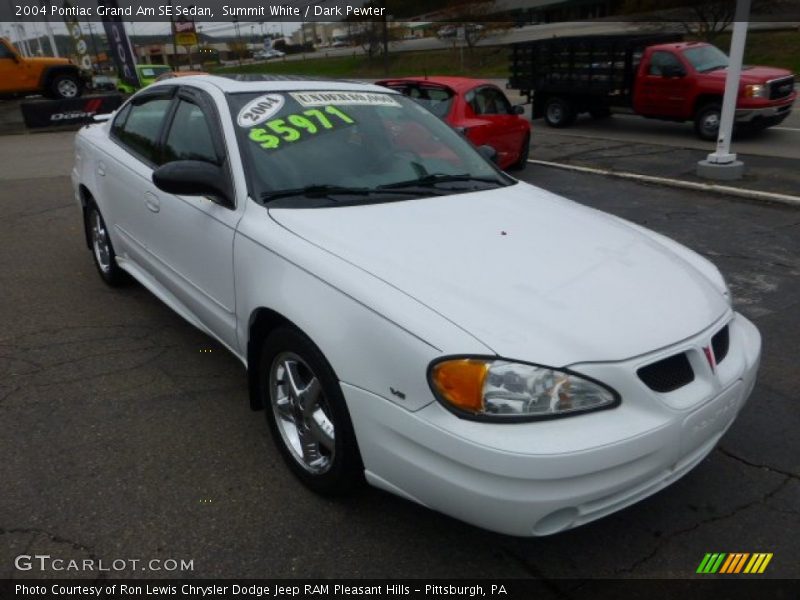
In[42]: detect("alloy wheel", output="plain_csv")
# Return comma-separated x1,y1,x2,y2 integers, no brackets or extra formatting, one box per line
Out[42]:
269,352,335,474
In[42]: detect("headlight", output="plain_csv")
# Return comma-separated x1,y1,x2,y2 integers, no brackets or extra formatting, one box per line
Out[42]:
744,84,767,98
428,357,619,421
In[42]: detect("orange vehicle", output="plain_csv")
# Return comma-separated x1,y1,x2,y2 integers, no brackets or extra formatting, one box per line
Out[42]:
0,37,86,99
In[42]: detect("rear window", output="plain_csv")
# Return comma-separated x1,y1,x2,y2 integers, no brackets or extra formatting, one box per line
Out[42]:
382,84,455,119
140,66,170,78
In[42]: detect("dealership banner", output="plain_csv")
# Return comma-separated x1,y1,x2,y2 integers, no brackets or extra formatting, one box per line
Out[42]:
60,1,92,71
99,0,139,89
20,94,123,129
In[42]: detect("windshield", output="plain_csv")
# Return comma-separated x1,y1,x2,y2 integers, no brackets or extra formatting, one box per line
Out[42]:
140,66,171,78
228,90,511,207
682,45,729,73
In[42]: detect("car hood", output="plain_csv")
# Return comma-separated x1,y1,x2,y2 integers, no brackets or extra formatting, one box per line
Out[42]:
704,66,793,85
269,182,728,365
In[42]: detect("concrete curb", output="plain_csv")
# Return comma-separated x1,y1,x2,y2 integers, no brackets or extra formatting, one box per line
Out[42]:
527,158,800,207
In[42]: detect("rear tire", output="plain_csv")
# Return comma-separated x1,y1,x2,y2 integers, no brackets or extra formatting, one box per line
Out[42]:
544,97,575,128
508,133,530,171
259,326,364,496
694,103,722,141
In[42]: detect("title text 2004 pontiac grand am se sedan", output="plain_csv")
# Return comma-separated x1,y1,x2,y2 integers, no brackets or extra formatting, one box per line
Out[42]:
72,75,761,536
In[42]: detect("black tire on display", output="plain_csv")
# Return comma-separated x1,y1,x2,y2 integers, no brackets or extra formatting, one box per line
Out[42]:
259,326,364,495
50,74,81,99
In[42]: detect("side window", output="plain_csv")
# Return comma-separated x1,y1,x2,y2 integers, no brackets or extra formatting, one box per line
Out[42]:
483,88,512,115
0,42,15,59
114,98,172,164
649,51,682,76
469,87,512,115
163,100,218,165
110,103,131,138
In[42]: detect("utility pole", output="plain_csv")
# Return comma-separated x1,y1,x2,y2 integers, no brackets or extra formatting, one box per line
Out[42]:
87,21,100,70
31,20,43,55
168,0,178,69
697,0,751,180
41,0,59,57
382,2,389,75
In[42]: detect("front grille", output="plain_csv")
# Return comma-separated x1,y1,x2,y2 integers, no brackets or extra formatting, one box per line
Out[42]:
769,76,795,100
711,325,730,364
638,353,695,393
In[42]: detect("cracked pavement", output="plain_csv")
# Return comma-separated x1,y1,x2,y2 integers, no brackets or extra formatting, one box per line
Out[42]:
0,132,798,581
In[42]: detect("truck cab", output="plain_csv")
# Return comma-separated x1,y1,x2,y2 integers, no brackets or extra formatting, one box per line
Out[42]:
0,37,85,99
633,41,796,139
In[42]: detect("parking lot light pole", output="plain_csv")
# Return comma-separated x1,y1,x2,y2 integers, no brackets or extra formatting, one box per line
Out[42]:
697,0,750,180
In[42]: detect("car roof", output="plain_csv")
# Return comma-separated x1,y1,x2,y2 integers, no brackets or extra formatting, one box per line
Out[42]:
377,76,493,92
651,41,710,51
159,74,398,95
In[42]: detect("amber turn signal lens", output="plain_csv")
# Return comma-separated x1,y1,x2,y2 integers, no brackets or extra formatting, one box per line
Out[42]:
431,359,489,413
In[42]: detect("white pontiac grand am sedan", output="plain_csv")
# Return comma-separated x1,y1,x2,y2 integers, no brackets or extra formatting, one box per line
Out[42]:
72,75,761,536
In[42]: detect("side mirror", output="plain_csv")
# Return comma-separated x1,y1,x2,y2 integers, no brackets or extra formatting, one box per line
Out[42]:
152,160,233,208
477,144,498,164
661,64,686,78
512,104,525,115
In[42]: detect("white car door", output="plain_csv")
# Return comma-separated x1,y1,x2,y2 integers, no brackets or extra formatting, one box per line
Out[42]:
139,87,241,351
98,89,175,270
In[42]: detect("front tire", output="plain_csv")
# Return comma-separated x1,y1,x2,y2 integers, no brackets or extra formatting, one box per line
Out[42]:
50,74,81,99
85,201,127,286
259,326,363,495
694,103,722,141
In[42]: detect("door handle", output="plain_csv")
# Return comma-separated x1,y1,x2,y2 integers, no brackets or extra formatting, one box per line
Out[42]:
144,193,160,213
97,161,106,177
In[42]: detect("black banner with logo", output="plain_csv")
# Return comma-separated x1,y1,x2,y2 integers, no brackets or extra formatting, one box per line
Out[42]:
98,0,139,89
20,93,123,128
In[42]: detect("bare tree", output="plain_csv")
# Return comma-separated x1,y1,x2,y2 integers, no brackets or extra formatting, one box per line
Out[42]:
442,0,511,49
623,0,742,42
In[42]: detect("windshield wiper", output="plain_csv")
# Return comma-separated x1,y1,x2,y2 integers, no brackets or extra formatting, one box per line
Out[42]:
260,184,374,202
378,173,505,190
259,183,447,204
700,65,727,73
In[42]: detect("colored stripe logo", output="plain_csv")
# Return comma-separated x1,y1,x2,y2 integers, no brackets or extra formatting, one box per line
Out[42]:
696,553,773,574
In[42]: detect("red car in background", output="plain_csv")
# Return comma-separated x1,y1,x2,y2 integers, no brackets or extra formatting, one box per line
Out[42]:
377,76,531,171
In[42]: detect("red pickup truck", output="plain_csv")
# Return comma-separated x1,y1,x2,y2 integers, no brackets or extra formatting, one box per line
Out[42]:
509,34,796,139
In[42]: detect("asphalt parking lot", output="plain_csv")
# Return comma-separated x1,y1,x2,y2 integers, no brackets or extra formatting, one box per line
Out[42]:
1,130,798,583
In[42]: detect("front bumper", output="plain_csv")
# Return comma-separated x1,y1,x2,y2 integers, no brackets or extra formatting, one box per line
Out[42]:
735,97,794,124
345,311,761,536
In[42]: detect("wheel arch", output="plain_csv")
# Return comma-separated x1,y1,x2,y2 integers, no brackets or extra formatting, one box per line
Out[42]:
78,184,94,249
247,307,302,411
39,65,81,91
693,93,722,115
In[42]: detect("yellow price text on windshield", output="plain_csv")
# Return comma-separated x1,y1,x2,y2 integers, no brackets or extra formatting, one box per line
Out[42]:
249,106,355,151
